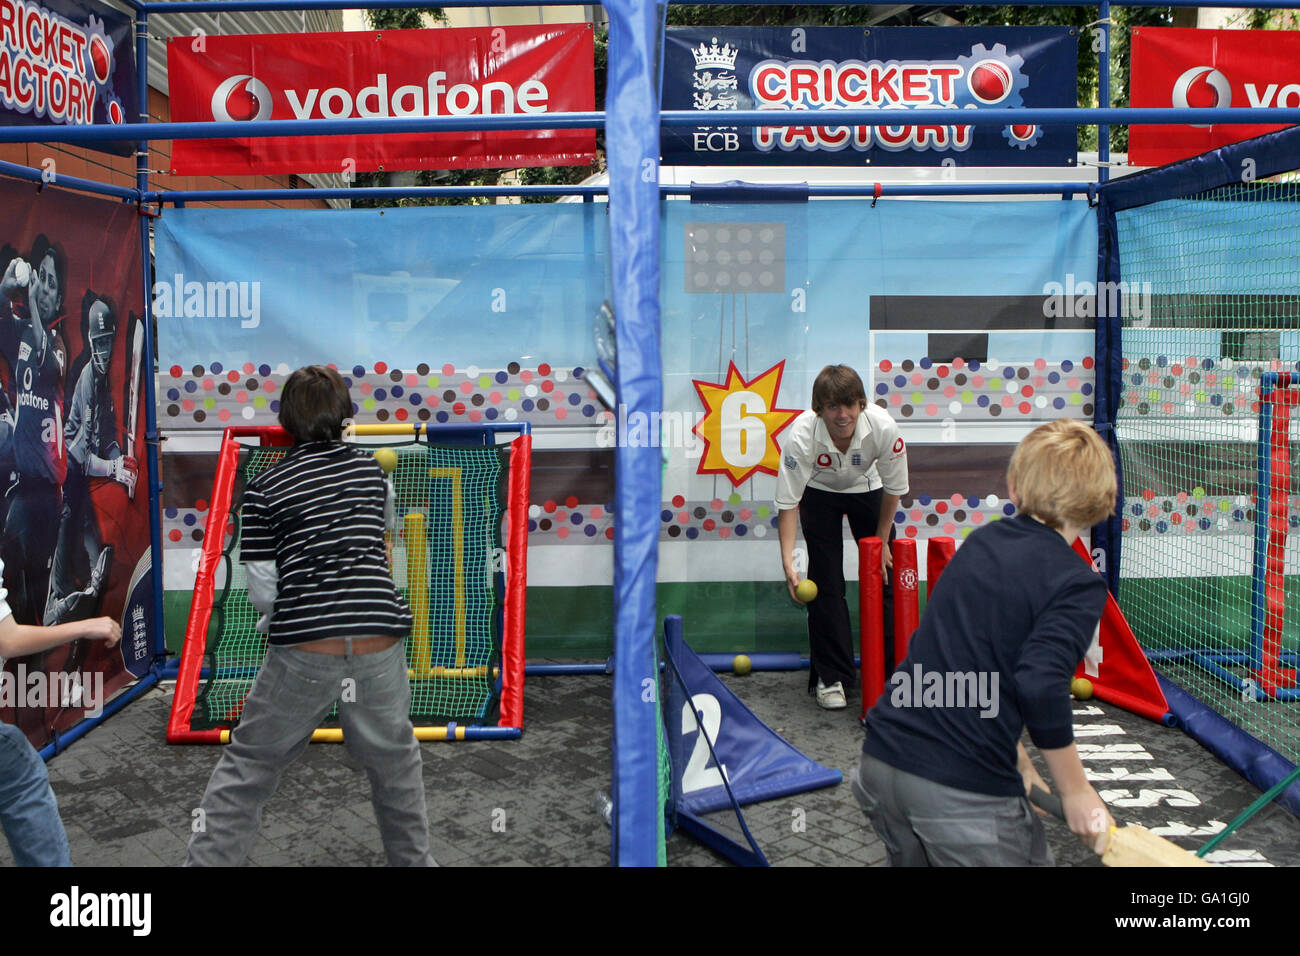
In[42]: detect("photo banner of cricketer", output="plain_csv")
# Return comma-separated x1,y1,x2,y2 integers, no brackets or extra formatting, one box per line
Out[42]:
0,177,151,748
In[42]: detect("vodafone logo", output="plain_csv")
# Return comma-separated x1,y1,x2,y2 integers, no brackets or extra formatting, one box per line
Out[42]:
212,75,273,122
1172,66,1231,128
816,453,833,468
892,437,905,454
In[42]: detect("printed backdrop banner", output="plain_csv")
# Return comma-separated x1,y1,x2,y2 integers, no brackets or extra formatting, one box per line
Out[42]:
1129,27,1300,167
155,199,1099,657
0,179,150,747
0,0,136,155
662,26,1078,167
153,203,610,375
168,24,596,176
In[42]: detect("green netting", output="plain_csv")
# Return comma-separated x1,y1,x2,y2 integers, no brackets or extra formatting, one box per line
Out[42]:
1114,170,1300,766
193,440,508,730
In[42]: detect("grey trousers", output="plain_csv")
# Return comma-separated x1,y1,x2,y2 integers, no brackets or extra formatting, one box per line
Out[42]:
852,752,1052,867
185,639,436,867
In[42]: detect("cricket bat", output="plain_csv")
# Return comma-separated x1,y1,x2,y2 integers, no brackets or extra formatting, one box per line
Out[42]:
124,316,145,499
1030,786,1211,867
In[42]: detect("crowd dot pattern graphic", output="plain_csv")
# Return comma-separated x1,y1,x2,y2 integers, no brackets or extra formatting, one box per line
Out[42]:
163,361,601,427
164,486,1269,557
1115,355,1300,418
874,357,1095,420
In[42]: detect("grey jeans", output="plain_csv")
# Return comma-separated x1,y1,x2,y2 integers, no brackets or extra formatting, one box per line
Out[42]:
185,639,435,866
852,752,1052,867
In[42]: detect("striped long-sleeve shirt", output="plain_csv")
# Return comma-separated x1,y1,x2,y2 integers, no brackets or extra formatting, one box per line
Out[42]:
240,441,412,645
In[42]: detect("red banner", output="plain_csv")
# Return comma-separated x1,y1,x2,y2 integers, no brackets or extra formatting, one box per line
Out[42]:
168,24,596,176
1129,27,1299,167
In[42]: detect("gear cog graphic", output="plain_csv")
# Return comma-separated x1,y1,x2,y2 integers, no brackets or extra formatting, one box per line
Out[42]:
954,43,1029,109
1002,122,1044,149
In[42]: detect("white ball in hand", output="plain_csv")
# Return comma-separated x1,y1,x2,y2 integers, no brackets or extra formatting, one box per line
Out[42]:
13,260,29,286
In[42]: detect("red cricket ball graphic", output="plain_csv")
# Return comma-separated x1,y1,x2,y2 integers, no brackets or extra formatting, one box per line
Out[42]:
89,34,111,84
968,60,1012,104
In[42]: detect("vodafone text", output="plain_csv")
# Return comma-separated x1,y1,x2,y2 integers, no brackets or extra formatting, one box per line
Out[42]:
280,72,550,121
1243,83,1300,108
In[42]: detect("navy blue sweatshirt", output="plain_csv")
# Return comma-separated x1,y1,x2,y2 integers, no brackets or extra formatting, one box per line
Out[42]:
863,514,1107,797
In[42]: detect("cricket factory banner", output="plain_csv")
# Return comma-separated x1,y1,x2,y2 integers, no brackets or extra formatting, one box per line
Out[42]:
0,179,151,747
662,26,1078,167
167,24,596,176
0,0,136,154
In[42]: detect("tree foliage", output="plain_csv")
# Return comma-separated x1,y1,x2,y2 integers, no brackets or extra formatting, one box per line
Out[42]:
364,8,446,30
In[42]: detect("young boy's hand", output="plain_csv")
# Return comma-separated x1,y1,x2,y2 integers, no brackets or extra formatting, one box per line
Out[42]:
1017,760,1051,817
82,617,122,648
1062,786,1114,855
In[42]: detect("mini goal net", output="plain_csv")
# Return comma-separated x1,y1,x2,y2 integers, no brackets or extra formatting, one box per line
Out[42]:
167,423,530,743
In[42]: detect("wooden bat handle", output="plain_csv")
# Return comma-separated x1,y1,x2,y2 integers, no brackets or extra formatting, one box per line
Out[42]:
1029,785,1064,820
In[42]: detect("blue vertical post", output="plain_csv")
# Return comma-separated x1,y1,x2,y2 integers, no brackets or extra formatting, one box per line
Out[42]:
1252,373,1276,672
136,9,166,662
1097,0,1110,185
605,0,664,866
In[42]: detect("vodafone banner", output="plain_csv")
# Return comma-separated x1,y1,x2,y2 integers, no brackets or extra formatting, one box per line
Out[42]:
168,24,595,176
1129,27,1300,167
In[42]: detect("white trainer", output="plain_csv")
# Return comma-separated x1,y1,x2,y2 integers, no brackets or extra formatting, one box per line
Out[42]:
816,680,847,710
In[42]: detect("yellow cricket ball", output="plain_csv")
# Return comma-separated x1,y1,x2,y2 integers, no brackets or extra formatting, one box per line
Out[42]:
1071,677,1094,700
374,447,398,474
795,579,818,603
733,654,752,676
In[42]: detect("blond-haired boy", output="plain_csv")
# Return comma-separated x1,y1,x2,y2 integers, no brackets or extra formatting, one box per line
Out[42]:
854,419,1117,865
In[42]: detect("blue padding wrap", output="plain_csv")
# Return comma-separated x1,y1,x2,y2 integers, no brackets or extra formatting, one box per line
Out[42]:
689,181,810,204
664,615,842,815
1159,675,1300,819
1093,188,1124,595
606,0,666,868
1097,125,1300,214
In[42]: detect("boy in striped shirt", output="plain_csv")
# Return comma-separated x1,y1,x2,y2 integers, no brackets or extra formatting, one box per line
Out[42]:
186,365,434,867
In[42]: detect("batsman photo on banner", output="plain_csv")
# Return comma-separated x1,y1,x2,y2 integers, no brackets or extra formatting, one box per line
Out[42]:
0,178,151,748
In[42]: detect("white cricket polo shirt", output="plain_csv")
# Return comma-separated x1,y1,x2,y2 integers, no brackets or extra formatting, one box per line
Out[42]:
775,406,909,509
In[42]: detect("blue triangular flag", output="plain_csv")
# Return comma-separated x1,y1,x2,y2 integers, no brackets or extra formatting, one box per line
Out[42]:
663,616,842,815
